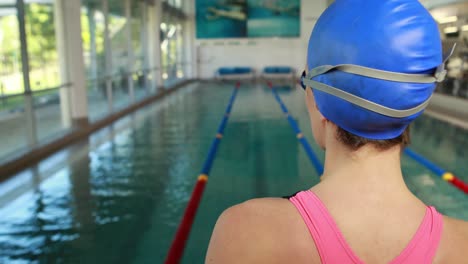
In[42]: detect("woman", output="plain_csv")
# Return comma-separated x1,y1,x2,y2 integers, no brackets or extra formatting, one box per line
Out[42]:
206,0,468,263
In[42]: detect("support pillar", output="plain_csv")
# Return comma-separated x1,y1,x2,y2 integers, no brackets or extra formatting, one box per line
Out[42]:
141,0,149,94
183,18,193,79
148,0,163,92
55,0,88,128
88,7,98,90
125,0,135,102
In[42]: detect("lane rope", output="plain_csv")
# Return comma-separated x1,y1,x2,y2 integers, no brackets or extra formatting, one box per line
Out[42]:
267,82,324,176
404,148,468,194
164,82,241,264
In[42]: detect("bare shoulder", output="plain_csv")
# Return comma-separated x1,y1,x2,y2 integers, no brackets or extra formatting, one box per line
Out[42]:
436,216,468,263
205,198,319,264
443,216,468,243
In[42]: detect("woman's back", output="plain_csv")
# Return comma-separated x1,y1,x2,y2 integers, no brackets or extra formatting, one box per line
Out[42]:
206,191,468,263
289,190,442,263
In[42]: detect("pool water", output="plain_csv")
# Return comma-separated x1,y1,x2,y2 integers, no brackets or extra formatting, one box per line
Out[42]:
0,81,467,263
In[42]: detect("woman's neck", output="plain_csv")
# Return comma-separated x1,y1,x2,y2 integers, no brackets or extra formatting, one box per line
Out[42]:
319,138,412,198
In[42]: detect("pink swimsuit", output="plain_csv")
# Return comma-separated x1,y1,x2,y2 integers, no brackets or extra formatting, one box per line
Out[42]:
289,191,443,263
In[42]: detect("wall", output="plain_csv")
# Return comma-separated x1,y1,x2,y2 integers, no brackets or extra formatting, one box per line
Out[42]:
190,0,328,79
419,0,467,9
427,93,468,129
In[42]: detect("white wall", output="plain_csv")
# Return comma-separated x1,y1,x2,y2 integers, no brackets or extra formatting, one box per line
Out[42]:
191,0,328,79
429,93,468,117
420,0,467,9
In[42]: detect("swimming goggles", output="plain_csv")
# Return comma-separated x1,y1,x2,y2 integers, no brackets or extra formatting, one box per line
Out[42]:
299,44,456,118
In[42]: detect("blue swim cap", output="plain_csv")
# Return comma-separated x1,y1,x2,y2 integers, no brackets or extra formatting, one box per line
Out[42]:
304,0,447,140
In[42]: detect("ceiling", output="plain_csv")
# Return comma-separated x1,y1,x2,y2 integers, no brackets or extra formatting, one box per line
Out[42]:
419,0,468,9
428,1,468,18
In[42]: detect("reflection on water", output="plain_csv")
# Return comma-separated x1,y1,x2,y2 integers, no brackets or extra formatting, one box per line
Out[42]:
0,83,208,263
0,166,77,262
412,115,468,181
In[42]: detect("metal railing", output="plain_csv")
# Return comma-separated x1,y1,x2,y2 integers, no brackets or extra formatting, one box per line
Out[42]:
0,83,72,114
0,83,72,99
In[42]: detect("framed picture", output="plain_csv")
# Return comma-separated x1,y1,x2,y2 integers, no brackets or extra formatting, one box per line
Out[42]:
196,0,300,39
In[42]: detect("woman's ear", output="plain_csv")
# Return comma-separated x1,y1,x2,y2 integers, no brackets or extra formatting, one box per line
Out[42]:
304,88,314,113
321,114,328,124
310,90,328,126
306,88,322,111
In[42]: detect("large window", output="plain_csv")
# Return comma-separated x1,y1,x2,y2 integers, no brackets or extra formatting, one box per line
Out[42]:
25,1,60,90
81,1,106,81
108,0,130,111
82,0,108,120
0,0,192,163
0,7,23,94
0,0,72,162
0,5,27,159
82,0,154,121
131,0,148,100
166,0,183,9
161,12,186,87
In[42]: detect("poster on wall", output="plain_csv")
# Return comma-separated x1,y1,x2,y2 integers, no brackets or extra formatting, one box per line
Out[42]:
196,0,248,38
196,0,300,39
247,0,300,37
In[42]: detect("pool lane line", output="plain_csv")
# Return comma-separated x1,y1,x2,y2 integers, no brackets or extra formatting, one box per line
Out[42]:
404,148,468,194
164,82,241,264
266,82,468,194
267,82,324,176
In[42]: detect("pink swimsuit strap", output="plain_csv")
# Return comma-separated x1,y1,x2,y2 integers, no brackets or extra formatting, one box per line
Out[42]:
289,190,443,264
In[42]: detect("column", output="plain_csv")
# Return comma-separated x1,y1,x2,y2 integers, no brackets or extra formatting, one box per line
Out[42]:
125,0,135,102
166,20,173,86
186,0,198,79
183,18,194,79
141,0,149,94
88,7,98,90
148,0,163,92
55,0,88,127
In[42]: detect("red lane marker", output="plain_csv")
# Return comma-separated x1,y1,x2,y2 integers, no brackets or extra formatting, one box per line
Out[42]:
165,178,208,264
451,176,468,194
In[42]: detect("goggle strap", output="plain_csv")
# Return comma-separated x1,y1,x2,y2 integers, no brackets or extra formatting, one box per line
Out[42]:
307,44,456,84
308,64,443,83
303,79,432,118
443,43,457,64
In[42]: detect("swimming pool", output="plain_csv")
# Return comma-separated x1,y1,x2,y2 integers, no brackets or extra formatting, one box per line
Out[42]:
0,81,467,263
